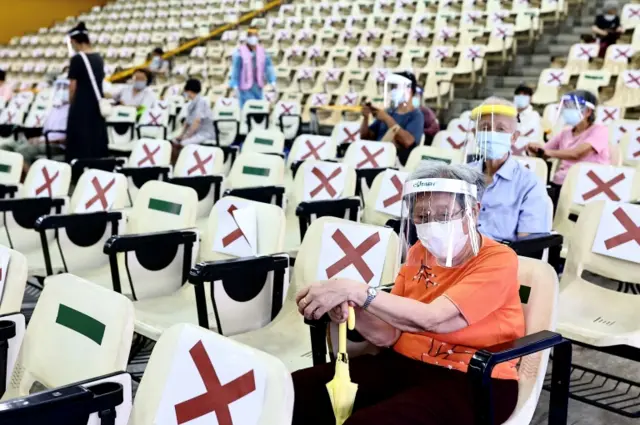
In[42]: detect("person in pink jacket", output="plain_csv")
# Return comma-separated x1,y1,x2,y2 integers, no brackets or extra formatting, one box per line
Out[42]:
228,28,276,107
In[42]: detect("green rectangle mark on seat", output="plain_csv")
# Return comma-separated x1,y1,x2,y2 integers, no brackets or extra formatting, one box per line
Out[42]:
421,155,451,164
219,111,233,117
519,285,531,304
56,304,105,345
255,138,273,146
0,164,11,173
249,105,263,110
242,166,270,176
148,198,182,215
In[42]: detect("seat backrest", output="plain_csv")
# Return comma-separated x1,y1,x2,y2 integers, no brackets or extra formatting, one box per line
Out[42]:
405,146,465,170
532,69,569,105
69,169,129,213
343,141,397,169
22,159,71,198
576,70,611,98
138,103,170,126
622,3,640,29
288,134,336,166
565,43,598,74
0,246,27,315
107,105,137,123
227,152,285,189
620,128,640,167
242,128,286,155
200,196,286,261
294,217,399,290
505,257,558,424
129,323,293,425
602,44,634,75
127,138,172,168
595,105,622,125
0,150,24,186
174,145,225,177
129,180,198,234
4,274,134,399
292,160,357,205
23,104,50,128
513,156,548,185
331,121,362,145
362,168,409,226
432,130,472,151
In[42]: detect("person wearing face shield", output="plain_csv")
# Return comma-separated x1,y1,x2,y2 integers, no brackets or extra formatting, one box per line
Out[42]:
291,162,524,425
472,97,551,242
2,79,70,174
526,90,609,198
113,68,157,114
228,28,276,108
592,0,623,58
513,84,542,142
414,86,440,145
360,72,425,165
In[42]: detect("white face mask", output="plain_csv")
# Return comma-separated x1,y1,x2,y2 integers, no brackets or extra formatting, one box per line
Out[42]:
604,13,616,20
247,36,259,46
513,95,530,109
416,218,468,267
391,88,406,106
477,130,512,160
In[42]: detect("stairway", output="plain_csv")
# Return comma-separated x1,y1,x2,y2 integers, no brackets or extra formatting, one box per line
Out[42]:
444,0,606,123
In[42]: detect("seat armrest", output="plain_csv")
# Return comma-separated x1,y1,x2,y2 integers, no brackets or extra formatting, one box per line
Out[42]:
468,330,572,425
71,157,126,174
35,211,123,231
501,233,563,255
296,198,361,241
0,320,16,343
224,185,285,206
104,229,198,254
117,165,171,178
0,184,18,199
0,197,65,212
168,175,224,203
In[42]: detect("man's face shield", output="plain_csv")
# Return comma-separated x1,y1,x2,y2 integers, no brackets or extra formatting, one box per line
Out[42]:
467,103,518,162
52,78,70,106
383,74,412,109
555,94,595,128
398,178,481,269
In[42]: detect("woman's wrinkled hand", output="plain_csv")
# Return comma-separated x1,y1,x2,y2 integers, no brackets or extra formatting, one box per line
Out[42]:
328,301,351,323
295,279,360,321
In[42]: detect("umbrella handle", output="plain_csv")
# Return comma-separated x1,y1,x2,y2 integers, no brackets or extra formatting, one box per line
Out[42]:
339,306,357,354
348,306,355,330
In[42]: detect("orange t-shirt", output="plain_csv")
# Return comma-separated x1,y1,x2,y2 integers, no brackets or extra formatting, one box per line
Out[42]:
392,236,525,380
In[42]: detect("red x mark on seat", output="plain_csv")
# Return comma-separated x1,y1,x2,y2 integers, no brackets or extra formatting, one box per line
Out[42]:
309,47,320,58
512,144,527,155
174,340,256,425
436,48,449,59
614,48,632,60
439,30,452,40
221,205,248,247
187,150,213,175
457,124,469,132
34,167,59,197
382,175,403,208
412,29,425,40
326,70,340,81
34,115,43,126
148,112,162,125
625,73,640,88
342,128,359,144
5,112,14,124
629,7,640,17
326,229,380,283
446,137,464,149
357,145,385,168
604,207,640,249
221,100,232,106
382,48,394,58
85,177,116,210
582,170,625,201
602,108,617,122
280,104,294,115
312,95,326,106
376,70,387,81
493,13,506,23
495,27,508,37
300,69,313,80
523,128,535,137
300,140,326,160
343,94,357,105
310,166,342,198
578,46,593,58
467,48,481,60
547,72,563,84
138,144,161,167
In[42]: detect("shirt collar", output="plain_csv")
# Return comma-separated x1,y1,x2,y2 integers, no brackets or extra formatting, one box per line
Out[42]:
494,155,518,181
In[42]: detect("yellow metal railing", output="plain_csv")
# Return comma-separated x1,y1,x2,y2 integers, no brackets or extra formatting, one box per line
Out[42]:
107,0,283,83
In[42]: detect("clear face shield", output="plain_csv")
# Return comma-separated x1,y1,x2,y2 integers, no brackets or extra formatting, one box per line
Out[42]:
52,78,70,106
397,178,481,270
555,94,594,128
383,74,412,109
467,103,518,163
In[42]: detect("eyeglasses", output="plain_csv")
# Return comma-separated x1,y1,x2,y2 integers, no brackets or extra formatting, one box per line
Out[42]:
413,209,465,224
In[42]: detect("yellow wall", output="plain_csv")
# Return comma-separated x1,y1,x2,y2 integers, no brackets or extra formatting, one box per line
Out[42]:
0,0,107,44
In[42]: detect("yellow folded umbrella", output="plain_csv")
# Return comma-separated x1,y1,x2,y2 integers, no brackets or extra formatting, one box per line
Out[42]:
326,306,358,425
313,105,362,113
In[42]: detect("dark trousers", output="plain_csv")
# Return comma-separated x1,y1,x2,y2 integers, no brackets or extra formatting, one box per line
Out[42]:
292,350,518,425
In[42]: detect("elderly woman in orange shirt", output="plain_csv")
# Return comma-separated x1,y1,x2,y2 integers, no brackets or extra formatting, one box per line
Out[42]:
293,161,525,425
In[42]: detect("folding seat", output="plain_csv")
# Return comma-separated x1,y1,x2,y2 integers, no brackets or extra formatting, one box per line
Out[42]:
621,3,640,31
483,24,516,64
604,70,640,108
595,105,623,125
575,70,611,100
274,29,294,50
431,25,459,47
423,45,454,71
563,43,599,76
422,69,455,109
268,99,300,142
432,129,471,151
213,97,241,146
531,68,570,105
361,168,409,226
0,151,24,197
225,152,286,206
620,127,640,168
0,273,134,410
360,28,386,49
539,0,565,25
447,116,474,133
404,145,466,170
452,45,486,88
374,45,402,68
117,139,172,204
553,163,640,254
0,247,26,314
513,156,549,185
0,107,25,147
288,135,338,177
136,103,170,140
601,44,634,75
302,93,333,125
105,105,137,151
0,159,70,253
286,16,304,31
343,140,397,199
242,128,286,156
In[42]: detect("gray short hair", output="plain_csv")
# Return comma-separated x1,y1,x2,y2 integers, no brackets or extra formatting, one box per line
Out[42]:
408,161,486,201
479,96,518,132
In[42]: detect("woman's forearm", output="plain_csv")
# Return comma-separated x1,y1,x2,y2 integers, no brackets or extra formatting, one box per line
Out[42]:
353,307,401,347
360,117,374,140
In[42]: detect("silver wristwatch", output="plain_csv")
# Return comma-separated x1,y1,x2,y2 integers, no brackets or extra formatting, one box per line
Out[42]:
363,287,378,310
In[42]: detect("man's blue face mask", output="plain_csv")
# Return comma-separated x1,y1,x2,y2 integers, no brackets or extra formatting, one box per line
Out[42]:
477,131,512,160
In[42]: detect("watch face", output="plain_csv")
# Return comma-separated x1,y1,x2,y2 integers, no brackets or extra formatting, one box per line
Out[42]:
368,287,377,296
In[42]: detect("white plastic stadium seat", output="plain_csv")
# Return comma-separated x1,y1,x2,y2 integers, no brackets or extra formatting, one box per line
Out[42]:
0,246,27,314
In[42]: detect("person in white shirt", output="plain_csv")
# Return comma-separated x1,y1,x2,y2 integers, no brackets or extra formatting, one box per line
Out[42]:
149,47,169,75
113,68,157,113
513,84,543,146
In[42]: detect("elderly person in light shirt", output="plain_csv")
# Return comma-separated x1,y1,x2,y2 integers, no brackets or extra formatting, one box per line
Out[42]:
113,68,157,114
473,96,551,241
